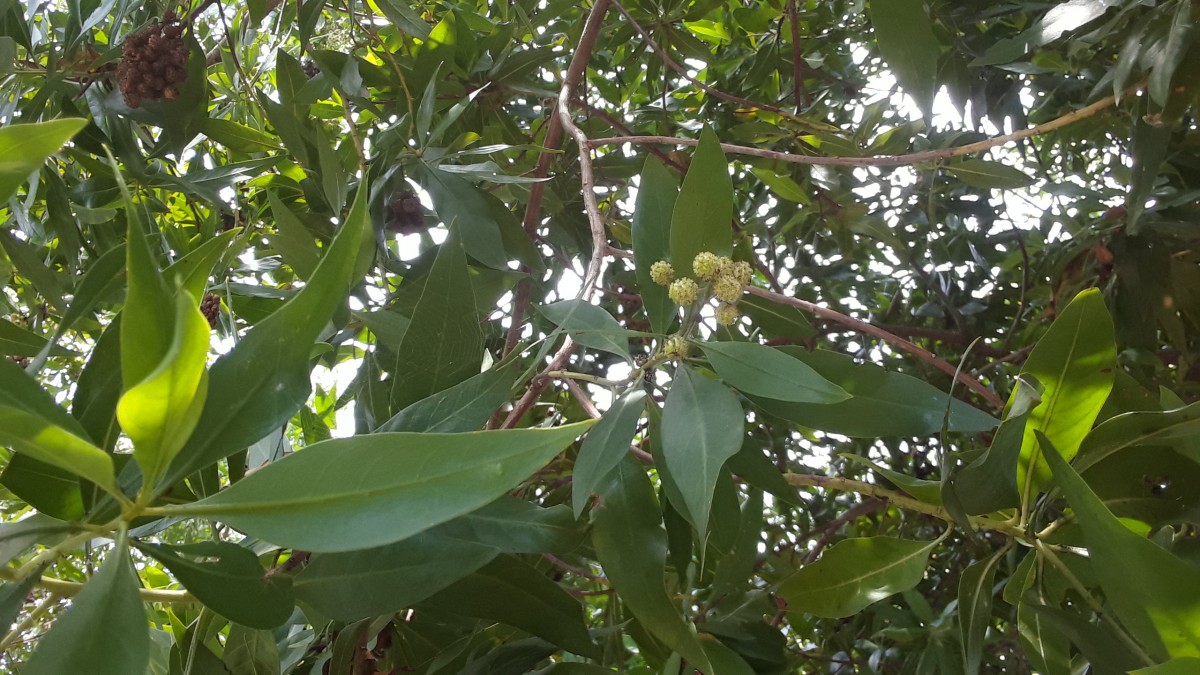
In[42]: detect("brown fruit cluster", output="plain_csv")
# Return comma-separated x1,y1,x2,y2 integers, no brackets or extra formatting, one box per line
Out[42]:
385,190,427,235
117,11,189,108
200,293,221,329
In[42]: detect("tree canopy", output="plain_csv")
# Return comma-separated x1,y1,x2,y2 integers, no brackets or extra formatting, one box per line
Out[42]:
1,0,1199,672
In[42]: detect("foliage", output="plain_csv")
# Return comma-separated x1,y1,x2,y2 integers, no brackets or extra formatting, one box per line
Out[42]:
0,0,1198,672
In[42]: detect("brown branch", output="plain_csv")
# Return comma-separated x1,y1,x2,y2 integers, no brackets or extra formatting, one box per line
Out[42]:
586,87,1128,167
785,0,810,110
746,285,1005,410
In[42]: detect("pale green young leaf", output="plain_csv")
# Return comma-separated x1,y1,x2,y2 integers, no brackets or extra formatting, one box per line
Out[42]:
0,118,87,202
0,405,118,496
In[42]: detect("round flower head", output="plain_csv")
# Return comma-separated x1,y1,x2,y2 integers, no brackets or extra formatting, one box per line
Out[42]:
692,251,722,281
713,275,743,303
668,277,700,306
650,260,674,286
661,335,689,360
715,303,739,326
730,260,753,286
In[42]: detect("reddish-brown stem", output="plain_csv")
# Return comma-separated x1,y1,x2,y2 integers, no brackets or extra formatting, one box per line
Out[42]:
746,286,1005,410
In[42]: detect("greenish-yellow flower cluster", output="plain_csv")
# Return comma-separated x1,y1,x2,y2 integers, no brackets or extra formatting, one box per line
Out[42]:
650,251,750,323
649,260,674,286
668,277,699,305
660,335,689,360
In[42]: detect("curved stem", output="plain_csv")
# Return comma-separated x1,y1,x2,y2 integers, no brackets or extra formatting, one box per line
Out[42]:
746,286,1005,409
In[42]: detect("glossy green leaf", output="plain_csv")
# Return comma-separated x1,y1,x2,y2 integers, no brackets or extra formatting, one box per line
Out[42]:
1127,99,1173,233
738,294,816,340
0,514,74,566
294,531,498,620
1076,400,1200,472
670,126,733,270
135,541,294,629
391,226,483,409
429,497,584,554
946,159,1035,190
0,118,87,202
700,341,849,403
0,404,118,496
415,166,510,269
161,184,371,487
0,229,67,312
1133,659,1200,674
1040,432,1200,659
540,300,638,358
573,388,646,517
840,454,941,505
200,118,281,152
1016,289,1116,494
164,422,594,552
120,221,175,392
592,457,713,672
118,293,210,486
0,573,39,634
71,318,122,451
779,536,940,618
1083,445,1200,529
952,375,1041,515
750,348,997,437
427,555,600,658
377,364,516,434
867,0,939,116
22,539,148,675
222,624,281,675
662,365,744,532
267,192,321,280
1017,595,1072,675
1024,604,1144,675
632,156,679,334
958,548,1004,674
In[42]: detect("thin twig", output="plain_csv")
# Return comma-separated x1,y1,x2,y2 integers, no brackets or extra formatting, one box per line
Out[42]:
586,87,1129,167
785,0,810,110
747,285,1005,409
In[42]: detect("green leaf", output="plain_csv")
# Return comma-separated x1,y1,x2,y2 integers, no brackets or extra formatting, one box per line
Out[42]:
163,422,594,552
391,226,483,409
592,457,713,672
1023,604,1144,675
1017,595,1072,675
222,624,281,675
632,156,679,334
0,513,74,566
1133,659,1200,675
1015,289,1116,494
946,159,1035,190
0,118,87,202
135,541,294,629
415,166,511,269
71,318,123,451
867,0,939,117
700,341,849,404
294,531,498,620
958,548,1004,674
840,454,941,505
737,294,816,340
200,118,281,152
0,573,39,633
1127,99,1173,233
22,539,148,675
573,389,646,517
377,364,516,433
749,348,997,437
1076,400,1200,472
161,183,371,487
1040,432,1200,659
0,404,118,496
267,192,321,280
952,375,1041,515
670,126,733,271
118,293,210,486
375,0,432,39
427,555,600,658
662,365,744,532
540,299,639,358
779,536,940,618
0,229,68,313
429,496,584,554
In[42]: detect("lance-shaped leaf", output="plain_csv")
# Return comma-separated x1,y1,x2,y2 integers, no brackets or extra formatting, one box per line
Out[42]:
867,0,939,117
592,457,713,672
136,541,294,629
0,118,87,202
699,341,849,404
1075,400,1200,472
118,293,210,486
661,365,744,533
540,300,640,359
1015,289,1115,494
426,556,600,658
952,375,1042,515
573,389,646,517
429,497,584,554
670,126,733,270
779,536,940,618
632,156,679,334
161,185,370,487
391,226,483,409
377,365,517,434
1040,433,1200,660
0,405,118,497
162,422,594,552
294,531,498,620
959,548,1005,674
1132,659,1200,674
223,624,280,675
22,538,148,675
841,454,941,505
